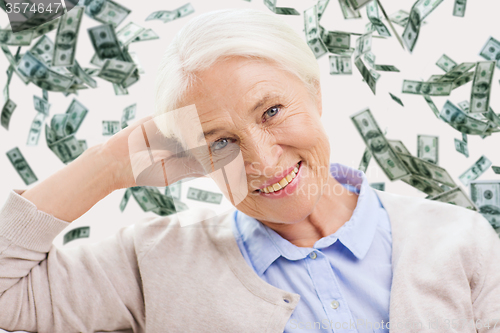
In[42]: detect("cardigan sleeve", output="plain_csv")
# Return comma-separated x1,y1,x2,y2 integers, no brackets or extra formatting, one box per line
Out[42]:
0,189,146,333
470,211,500,332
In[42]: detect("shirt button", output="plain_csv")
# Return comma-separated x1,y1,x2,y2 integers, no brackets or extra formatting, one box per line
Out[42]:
309,251,317,259
330,300,340,309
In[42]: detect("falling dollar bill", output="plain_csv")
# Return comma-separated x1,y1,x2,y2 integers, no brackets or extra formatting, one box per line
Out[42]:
79,0,131,27
469,61,496,113
387,139,411,155
338,0,361,19
320,27,351,53
166,182,182,200
187,187,223,204
27,112,47,146
351,108,410,180
436,54,457,72
1,99,17,130
374,64,400,72
87,24,126,63
132,28,159,43
439,100,490,135
459,155,492,186
63,226,90,245
113,82,128,95
329,54,352,74
396,152,455,187
121,103,136,129
389,93,404,106
48,134,84,164
0,29,33,46
454,138,469,158
417,135,438,164
65,99,88,136
102,120,120,135
67,59,97,88
492,166,500,174
358,147,372,172
479,37,500,69
6,147,38,185
470,180,500,229
452,0,467,17
388,10,409,27
402,0,444,53
97,58,136,84
429,186,477,210
33,95,51,115
304,4,328,59
146,3,195,22
402,80,452,96
437,62,475,82
369,182,385,191
120,188,132,212
116,22,145,47
366,0,391,37
347,0,372,10
354,57,378,94
264,0,300,15
400,174,444,196
52,6,84,67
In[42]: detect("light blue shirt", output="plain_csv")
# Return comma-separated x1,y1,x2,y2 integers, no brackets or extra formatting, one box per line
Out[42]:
232,163,392,333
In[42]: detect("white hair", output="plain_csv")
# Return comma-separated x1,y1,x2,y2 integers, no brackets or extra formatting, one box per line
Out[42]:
153,7,321,146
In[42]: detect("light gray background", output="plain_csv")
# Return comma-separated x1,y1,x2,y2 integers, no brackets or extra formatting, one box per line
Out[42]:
0,0,499,257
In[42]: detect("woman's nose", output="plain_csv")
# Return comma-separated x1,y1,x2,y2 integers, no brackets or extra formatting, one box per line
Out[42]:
244,142,283,177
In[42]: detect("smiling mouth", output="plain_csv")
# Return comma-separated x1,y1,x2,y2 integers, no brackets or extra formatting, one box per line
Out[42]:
253,161,301,193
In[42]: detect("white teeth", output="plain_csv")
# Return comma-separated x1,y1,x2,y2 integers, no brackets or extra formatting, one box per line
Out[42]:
258,162,300,193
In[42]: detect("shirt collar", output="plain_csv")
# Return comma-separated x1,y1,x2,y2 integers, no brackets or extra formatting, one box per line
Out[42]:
233,163,384,276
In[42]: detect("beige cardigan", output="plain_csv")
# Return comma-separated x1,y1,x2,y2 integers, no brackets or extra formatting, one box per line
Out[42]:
0,188,499,333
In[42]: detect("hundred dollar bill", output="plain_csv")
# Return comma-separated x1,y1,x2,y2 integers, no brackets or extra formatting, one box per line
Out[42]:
146,3,195,23
469,61,496,113
51,113,69,139
6,147,38,185
120,188,132,212
387,139,411,155
429,186,476,210
454,138,469,157
27,112,46,146
1,46,30,85
52,6,84,67
130,186,159,212
402,0,443,53
63,226,90,245
16,51,75,92
374,64,400,72
437,62,475,82
26,16,61,38
316,0,330,20
148,190,176,214
452,71,474,90
33,95,51,116
439,100,490,135
423,95,440,118
491,166,500,174
329,55,352,74
320,27,351,52
121,103,136,129
366,0,391,37
30,35,57,66
338,0,361,19
187,187,223,204
363,51,375,68
436,54,457,72
120,68,140,89
87,24,125,62
369,182,385,191
264,0,300,15
354,32,372,56
459,155,492,186
388,10,409,27
358,148,372,172
116,22,145,47
83,67,101,77
417,135,438,164
1,99,17,130
48,134,84,164
0,29,33,46
347,0,371,10
97,58,136,84
351,108,410,180
400,174,444,196
479,37,500,69
389,92,404,106
113,82,128,95
470,180,500,229
65,99,88,135
45,123,57,145
427,74,442,82
304,5,328,59
102,120,120,135
452,0,466,17
67,59,97,88
354,57,378,94
402,80,452,96
131,28,159,43
79,0,130,27
396,153,455,187
166,182,182,200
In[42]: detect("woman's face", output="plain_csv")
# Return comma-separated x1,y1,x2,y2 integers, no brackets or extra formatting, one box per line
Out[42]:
178,56,331,224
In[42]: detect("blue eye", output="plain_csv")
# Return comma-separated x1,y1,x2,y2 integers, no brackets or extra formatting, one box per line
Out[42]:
264,105,281,120
211,138,229,151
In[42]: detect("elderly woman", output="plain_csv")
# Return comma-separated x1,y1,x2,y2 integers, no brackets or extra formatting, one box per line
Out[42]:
0,8,499,333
